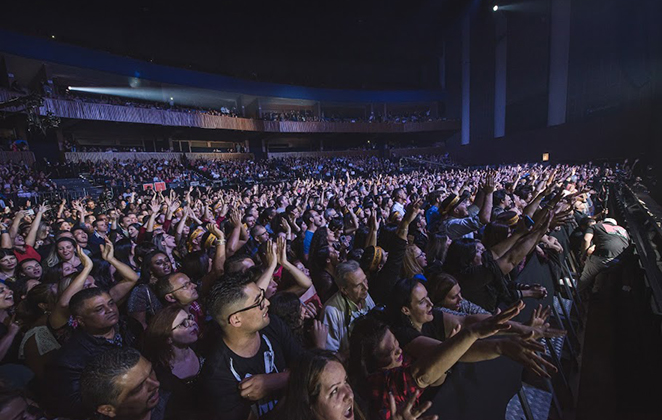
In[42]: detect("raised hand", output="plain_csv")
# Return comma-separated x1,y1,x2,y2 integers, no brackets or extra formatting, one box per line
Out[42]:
265,239,277,267
497,336,557,378
78,245,93,268
100,237,115,262
468,301,524,339
276,236,287,265
526,304,566,339
311,320,328,350
389,389,438,420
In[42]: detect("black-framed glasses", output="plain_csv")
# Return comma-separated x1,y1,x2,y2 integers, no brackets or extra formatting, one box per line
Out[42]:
169,280,194,295
227,288,266,324
172,314,196,330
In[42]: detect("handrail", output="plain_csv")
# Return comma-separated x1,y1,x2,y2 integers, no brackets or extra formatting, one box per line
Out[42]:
614,181,662,313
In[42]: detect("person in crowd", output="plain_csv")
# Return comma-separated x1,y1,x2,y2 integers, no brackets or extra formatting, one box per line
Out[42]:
438,180,492,240
268,292,328,350
402,244,427,282
0,249,18,283
81,347,163,420
128,251,170,329
44,288,142,418
579,218,630,294
322,260,375,356
387,278,560,372
348,306,523,420
142,306,202,419
154,272,203,324
200,273,302,420
443,210,553,312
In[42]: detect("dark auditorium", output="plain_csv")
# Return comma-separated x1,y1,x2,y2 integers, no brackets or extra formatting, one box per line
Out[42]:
0,1,661,419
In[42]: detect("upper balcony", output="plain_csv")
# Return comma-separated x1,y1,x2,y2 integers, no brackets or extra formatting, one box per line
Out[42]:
0,30,459,134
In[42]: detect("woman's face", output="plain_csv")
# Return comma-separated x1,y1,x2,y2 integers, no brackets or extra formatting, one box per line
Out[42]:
62,261,77,276
150,253,172,278
473,242,486,266
413,246,427,268
0,284,14,310
57,241,75,261
443,284,463,311
163,234,177,249
170,310,199,347
313,361,355,420
21,260,42,279
405,282,434,326
376,329,404,370
266,278,279,299
0,255,17,272
128,225,139,238
61,221,71,231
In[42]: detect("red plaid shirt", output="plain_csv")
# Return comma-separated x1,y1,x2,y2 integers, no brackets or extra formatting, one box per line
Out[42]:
367,357,422,420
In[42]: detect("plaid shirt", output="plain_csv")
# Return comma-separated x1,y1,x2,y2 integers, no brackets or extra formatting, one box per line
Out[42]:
367,357,422,420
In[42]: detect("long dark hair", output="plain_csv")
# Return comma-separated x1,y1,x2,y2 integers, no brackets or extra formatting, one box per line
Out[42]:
443,238,479,275
427,272,459,306
181,251,210,283
142,305,184,369
14,283,57,328
277,349,364,420
138,251,169,285
482,223,510,250
387,278,420,327
348,314,392,400
268,292,303,342
113,238,136,271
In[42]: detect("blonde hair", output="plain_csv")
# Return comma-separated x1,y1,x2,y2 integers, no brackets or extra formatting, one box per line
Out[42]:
402,244,424,279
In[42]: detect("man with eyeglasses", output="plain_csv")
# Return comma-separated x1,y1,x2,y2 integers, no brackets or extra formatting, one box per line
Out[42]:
200,273,302,420
154,273,204,325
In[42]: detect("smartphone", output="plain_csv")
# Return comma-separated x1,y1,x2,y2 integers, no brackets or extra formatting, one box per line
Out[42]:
26,209,35,216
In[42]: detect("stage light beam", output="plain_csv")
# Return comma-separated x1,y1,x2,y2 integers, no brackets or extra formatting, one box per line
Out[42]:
493,5,499,12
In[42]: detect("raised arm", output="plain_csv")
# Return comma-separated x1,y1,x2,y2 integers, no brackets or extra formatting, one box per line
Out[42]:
365,212,379,248
25,203,50,248
489,219,528,260
409,303,519,388
8,210,25,239
49,247,94,329
496,210,553,274
478,173,495,225
175,206,191,243
276,236,312,294
226,209,248,257
255,240,277,291
101,238,139,304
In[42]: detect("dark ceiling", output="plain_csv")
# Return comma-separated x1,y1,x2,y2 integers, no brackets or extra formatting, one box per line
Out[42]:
1,0,473,89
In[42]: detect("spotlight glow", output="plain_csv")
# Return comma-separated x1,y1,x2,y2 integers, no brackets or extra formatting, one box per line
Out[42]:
493,5,499,11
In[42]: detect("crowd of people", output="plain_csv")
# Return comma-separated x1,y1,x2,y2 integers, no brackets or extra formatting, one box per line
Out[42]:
0,154,634,420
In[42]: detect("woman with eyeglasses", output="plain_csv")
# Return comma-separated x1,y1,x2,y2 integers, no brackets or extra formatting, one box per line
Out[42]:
143,305,203,420
402,244,428,282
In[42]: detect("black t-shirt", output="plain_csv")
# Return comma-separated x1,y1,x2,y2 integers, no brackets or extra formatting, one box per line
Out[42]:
392,307,447,350
586,222,629,258
199,315,302,420
454,252,519,312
